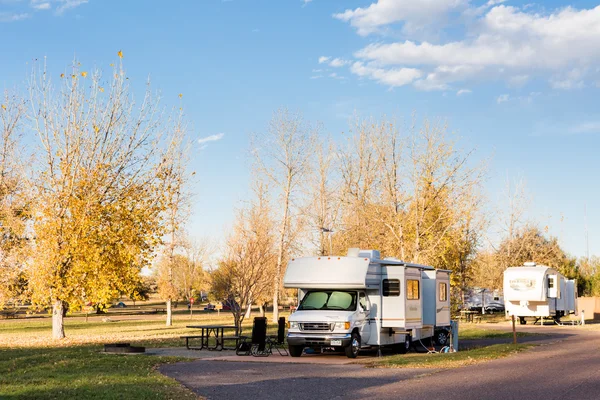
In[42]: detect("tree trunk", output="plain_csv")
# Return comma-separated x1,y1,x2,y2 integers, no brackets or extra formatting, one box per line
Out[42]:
259,304,265,317
166,298,173,326
52,300,65,339
245,303,252,319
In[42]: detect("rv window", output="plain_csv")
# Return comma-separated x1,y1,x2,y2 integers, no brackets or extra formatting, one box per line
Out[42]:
548,277,554,288
383,279,400,296
439,283,447,302
297,290,358,311
407,279,420,300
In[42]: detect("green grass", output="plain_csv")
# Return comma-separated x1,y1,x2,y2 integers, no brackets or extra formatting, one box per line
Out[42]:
371,344,533,369
0,345,196,400
0,311,288,399
459,326,544,340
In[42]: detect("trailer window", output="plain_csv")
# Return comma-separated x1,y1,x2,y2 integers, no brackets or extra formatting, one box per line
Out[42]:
548,277,554,288
383,279,400,296
407,279,420,300
439,283,447,302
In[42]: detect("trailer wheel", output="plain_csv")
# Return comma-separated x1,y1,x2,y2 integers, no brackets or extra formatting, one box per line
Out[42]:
519,317,527,325
396,335,412,354
435,330,449,346
345,332,361,358
289,345,304,357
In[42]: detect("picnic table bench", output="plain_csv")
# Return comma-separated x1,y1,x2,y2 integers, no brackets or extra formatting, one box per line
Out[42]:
182,325,238,351
0,310,17,319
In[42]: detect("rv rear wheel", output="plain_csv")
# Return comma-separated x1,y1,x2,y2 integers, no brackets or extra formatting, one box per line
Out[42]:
519,317,527,325
289,345,304,357
345,332,361,358
396,335,412,354
435,330,449,346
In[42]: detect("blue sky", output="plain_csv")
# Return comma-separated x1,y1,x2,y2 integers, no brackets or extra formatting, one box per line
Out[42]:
1,0,599,259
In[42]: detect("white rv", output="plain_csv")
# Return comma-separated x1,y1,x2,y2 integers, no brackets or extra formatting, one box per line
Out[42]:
503,262,577,324
283,249,452,358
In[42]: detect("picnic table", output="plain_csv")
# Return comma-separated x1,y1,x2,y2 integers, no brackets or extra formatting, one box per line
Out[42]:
182,325,238,351
460,310,479,323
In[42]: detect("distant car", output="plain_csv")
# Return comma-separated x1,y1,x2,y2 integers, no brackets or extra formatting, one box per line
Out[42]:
484,303,505,313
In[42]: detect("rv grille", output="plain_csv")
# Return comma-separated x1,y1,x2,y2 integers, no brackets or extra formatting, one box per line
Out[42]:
300,322,332,331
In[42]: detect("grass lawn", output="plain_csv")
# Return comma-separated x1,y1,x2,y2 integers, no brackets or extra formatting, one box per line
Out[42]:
458,326,544,340
371,343,533,369
0,310,286,399
0,345,196,399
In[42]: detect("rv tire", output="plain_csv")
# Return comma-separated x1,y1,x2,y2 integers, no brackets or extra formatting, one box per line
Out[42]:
395,335,412,354
519,317,527,325
289,345,304,357
345,332,360,358
435,330,449,346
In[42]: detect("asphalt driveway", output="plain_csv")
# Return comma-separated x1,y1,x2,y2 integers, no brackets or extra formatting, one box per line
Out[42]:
159,325,600,400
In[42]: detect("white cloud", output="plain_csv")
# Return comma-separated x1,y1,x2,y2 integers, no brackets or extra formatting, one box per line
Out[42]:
310,75,323,79
0,12,30,22
549,68,586,90
570,121,600,134
351,61,422,87
335,3,600,90
318,56,330,64
496,94,509,103
55,0,88,15
456,89,472,96
198,133,225,145
508,74,529,88
329,58,348,67
32,2,51,10
334,0,467,36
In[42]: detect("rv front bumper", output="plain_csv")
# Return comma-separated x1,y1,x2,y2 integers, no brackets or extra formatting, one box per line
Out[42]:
287,333,352,347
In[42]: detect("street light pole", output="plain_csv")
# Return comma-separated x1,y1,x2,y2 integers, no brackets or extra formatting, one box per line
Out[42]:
320,227,333,255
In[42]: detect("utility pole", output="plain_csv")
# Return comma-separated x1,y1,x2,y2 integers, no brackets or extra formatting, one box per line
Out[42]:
585,203,589,261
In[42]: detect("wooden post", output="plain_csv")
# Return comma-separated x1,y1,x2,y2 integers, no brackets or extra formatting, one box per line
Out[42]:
512,315,517,345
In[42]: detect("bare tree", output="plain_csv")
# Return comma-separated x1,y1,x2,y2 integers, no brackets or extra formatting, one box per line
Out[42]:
211,182,276,334
0,90,30,308
252,109,315,322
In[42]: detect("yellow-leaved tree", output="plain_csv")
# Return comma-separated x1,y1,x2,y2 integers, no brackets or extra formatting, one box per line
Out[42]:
28,57,187,339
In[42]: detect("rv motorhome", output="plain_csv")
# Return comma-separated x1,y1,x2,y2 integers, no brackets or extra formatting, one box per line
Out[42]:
283,249,452,358
503,262,577,324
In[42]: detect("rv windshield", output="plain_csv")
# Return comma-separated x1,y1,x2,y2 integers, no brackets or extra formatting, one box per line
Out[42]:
298,290,358,311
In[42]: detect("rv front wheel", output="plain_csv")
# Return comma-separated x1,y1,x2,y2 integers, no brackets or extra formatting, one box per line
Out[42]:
289,345,304,357
519,317,527,325
345,332,361,358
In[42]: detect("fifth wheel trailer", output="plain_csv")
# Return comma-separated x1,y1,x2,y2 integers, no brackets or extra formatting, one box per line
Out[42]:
503,262,577,324
283,249,452,358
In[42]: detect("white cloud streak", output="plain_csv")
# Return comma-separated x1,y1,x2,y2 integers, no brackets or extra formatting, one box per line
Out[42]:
0,12,30,22
496,94,509,103
456,89,472,96
198,133,225,145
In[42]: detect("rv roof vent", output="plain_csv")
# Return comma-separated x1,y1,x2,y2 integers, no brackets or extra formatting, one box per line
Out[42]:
358,249,380,260
524,261,536,266
347,248,360,257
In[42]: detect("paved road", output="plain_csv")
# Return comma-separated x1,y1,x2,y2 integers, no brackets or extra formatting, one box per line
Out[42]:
159,325,600,400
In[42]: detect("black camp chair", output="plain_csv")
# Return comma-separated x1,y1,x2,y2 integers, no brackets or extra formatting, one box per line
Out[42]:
267,317,288,356
236,317,271,357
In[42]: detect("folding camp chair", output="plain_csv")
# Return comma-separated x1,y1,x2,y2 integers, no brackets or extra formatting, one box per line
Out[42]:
236,317,271,357
267,317,289,356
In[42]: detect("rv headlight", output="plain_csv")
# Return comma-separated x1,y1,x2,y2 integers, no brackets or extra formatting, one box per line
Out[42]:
334,322,351,330
288,321,299,329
